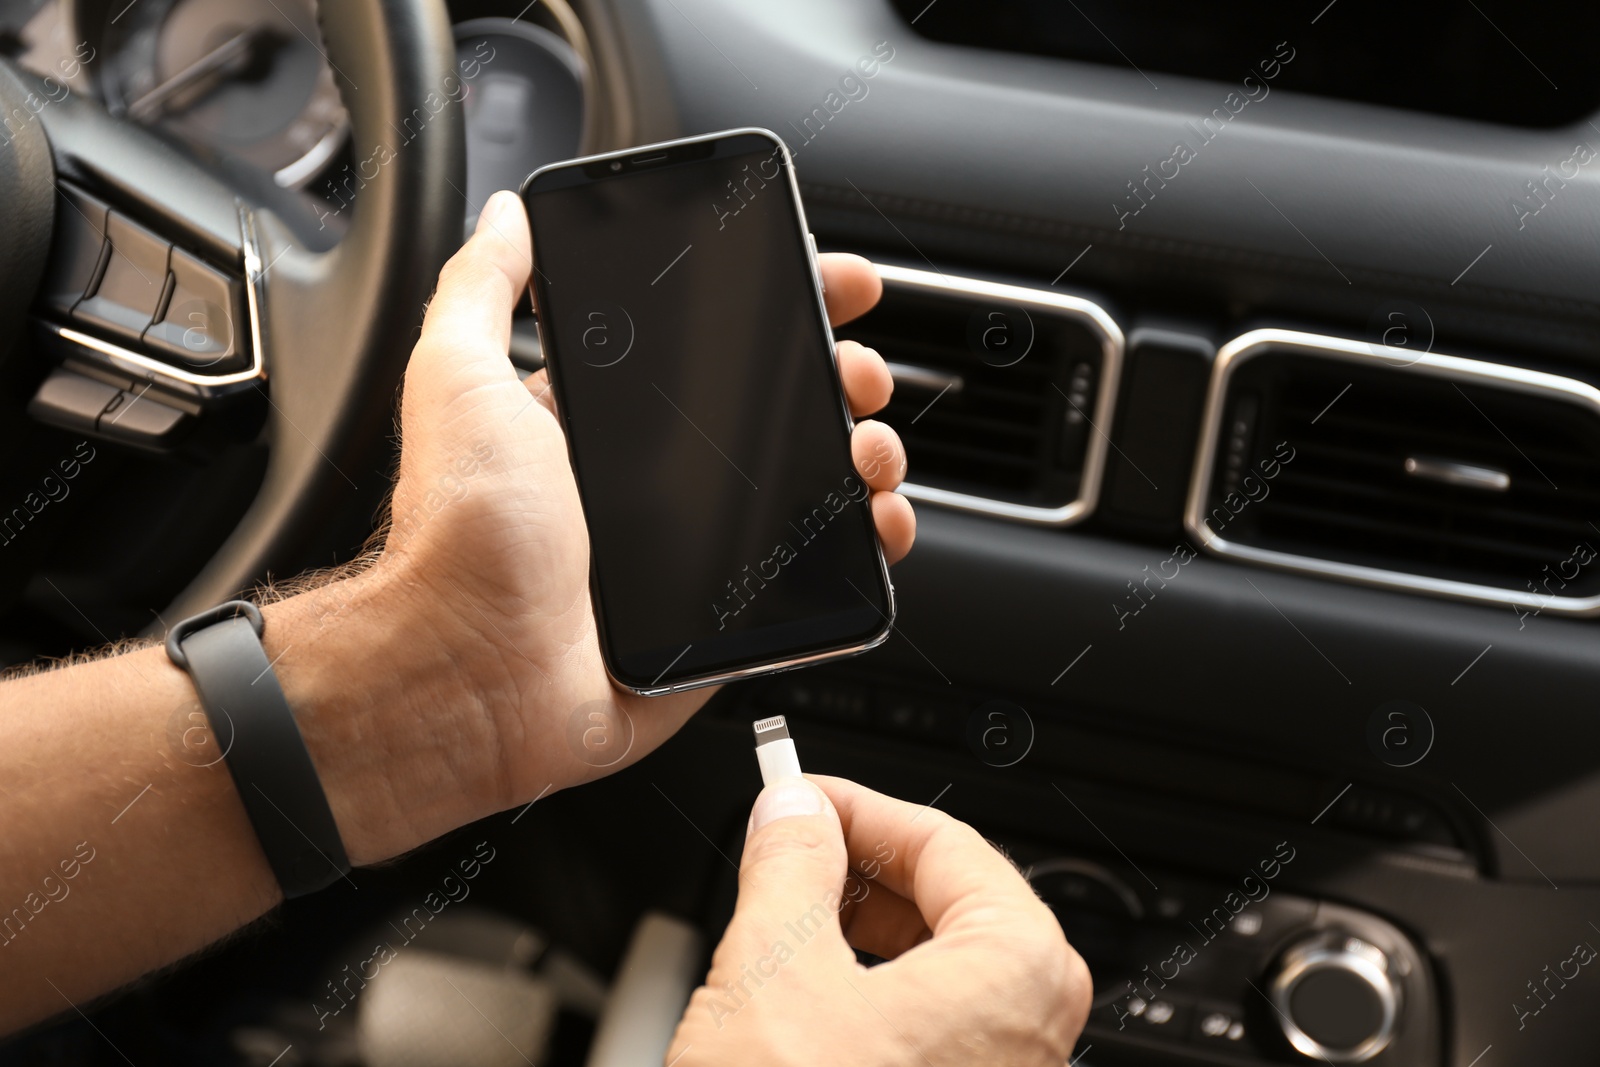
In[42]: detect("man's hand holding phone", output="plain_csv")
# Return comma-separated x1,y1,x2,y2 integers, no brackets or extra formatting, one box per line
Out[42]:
322,190,913,860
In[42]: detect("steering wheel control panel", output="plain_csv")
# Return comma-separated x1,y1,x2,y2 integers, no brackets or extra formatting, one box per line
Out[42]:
1012,850,1439,1065
27,180,262,452
39,183,246,373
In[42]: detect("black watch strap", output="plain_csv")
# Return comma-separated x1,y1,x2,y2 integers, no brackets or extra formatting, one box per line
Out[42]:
166,601,351,898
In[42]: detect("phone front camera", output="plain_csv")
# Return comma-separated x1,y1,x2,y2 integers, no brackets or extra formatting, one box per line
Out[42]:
610,161,623,172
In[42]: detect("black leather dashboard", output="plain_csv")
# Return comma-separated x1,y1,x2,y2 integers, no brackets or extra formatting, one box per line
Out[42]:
599,0,1600,356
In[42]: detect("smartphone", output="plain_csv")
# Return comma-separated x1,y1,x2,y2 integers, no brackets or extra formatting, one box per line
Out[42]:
520,128,895,696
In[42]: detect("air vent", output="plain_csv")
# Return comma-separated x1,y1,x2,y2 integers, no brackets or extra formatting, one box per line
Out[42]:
1187,329,1600,615
834,265,1123,526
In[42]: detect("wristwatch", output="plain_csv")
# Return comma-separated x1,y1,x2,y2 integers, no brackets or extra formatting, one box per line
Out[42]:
166,600,351,898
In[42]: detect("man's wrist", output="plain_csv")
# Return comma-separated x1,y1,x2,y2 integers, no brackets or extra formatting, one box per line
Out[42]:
259,563,503,865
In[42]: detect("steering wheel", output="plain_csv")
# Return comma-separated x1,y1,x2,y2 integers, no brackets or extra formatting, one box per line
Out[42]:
0,0,463,632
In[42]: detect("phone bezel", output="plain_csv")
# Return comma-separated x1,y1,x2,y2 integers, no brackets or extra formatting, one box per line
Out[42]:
519,127,897,697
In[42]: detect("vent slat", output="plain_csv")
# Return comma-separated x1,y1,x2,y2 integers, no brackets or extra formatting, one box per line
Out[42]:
1273,470,1600,538
895,408,1046,443
1258,501,1580,571
1285,411,1594,470
897,436,1039,470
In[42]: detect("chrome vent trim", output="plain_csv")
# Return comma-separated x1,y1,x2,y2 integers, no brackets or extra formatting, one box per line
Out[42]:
872,263,1124,527
1185,328,1600,616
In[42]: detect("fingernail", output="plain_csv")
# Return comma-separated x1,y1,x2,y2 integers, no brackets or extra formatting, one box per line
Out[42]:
750,778,825,832
475,190,516,236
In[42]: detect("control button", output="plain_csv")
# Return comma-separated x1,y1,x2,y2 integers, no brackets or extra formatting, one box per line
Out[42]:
40,187,111,315
1270,932,1400,1062
807,232,825,293
74,213,172,343
1194,1005,1249,1047
97,386,189,447
26,369,122,433
1153,893,1185,920
1133,996,1189,1036
1108,994,1191,1039
144,249,245,372
1329,783,1460,848
1232,909,1264,937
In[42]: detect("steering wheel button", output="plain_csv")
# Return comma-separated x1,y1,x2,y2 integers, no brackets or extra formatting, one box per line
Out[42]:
73,213,173,343
144,249,245,372
97,387,189,448
40,187,111,316
26,369,123,434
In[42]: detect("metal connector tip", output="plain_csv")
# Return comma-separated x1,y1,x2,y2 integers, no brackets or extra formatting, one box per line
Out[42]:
752,715,790,744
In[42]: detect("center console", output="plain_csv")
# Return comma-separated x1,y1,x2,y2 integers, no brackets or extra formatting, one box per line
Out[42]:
1017,850,1436,1064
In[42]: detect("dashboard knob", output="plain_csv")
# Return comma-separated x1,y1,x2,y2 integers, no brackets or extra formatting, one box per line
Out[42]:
1268,932,1401,1062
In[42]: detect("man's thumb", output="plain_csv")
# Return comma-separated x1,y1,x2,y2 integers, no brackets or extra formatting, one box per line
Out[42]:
726,778,849,958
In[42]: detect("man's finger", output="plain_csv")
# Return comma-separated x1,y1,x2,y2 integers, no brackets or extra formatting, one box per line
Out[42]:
820,253,882,326
522,367,558,418
838,340,894,417
723,778,854,966
852,420,906,492
839,881,932,960
871,492,916,566
812,775,1047,940
413,190,532,379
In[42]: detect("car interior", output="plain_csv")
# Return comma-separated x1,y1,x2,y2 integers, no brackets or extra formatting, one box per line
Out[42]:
3,0,1599,1063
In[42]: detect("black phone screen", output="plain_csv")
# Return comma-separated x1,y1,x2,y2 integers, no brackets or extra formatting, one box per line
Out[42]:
522,131,892,691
